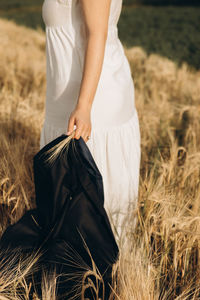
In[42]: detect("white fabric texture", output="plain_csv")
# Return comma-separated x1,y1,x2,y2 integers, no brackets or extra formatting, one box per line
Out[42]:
40,0,141,243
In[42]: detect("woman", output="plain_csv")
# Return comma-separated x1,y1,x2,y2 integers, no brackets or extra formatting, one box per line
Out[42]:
40,0,141,245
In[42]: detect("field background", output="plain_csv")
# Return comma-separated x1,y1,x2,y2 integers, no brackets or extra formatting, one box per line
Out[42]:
0,0,200,299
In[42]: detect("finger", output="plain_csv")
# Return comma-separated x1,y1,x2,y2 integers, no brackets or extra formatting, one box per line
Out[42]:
74,123,84,139
83,128,91,142
66,116,75,135
81,129,88,142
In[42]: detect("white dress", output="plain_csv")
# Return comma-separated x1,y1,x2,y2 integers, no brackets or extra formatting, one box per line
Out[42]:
40,0,141,243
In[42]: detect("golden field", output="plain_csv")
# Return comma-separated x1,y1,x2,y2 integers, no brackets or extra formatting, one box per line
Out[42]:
0,18,200,299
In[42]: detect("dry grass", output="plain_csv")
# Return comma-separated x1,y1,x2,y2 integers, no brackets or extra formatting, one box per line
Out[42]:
0,18,200,299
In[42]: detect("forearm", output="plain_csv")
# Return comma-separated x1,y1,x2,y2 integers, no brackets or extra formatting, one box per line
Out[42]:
66,0,111,140
76,32,107,111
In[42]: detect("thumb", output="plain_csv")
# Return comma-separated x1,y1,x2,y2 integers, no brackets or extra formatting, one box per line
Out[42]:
66,116,75,135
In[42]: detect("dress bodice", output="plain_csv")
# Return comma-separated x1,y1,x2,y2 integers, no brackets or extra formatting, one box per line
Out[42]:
41,0,133,129
42,0,123,30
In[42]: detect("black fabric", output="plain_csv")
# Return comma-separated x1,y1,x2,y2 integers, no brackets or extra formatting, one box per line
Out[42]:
0,134,119,299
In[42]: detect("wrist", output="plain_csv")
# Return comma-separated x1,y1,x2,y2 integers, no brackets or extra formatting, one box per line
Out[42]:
76,102,92,112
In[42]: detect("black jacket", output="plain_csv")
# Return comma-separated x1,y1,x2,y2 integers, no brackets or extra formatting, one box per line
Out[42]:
0,134,119,299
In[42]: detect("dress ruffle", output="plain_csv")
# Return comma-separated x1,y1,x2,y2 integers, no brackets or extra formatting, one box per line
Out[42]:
39,109,141,241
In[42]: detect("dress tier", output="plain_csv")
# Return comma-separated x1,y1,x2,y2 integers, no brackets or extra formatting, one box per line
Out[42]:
40,0,141,242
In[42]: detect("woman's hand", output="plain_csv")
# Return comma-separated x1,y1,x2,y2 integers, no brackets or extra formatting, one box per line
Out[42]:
66,106,91,142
